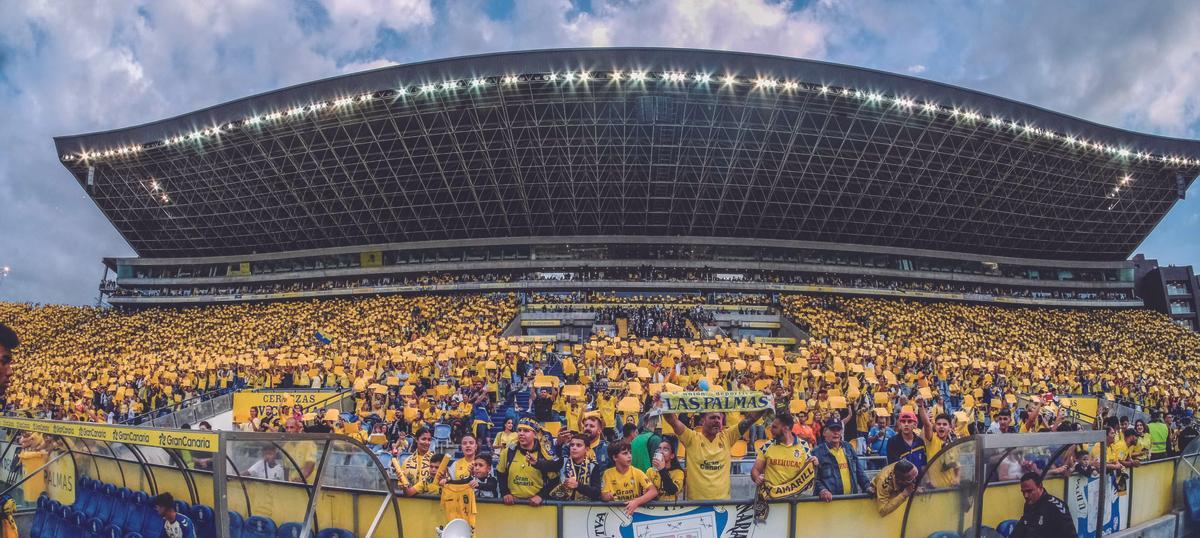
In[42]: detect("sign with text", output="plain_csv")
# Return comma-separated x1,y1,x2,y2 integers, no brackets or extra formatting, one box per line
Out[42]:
0,417,218,451
661,391,773,414
232,390,341,423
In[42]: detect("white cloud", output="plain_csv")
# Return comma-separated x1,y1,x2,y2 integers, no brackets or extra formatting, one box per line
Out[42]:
906,64,926,74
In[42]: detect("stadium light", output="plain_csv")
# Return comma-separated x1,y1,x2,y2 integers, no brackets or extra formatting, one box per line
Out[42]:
67,66,1200,169
150,180,160,191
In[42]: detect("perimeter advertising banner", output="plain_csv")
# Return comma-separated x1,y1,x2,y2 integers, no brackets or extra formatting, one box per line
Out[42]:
1067,473,1129,537
0,416,218,451
563,503,787,538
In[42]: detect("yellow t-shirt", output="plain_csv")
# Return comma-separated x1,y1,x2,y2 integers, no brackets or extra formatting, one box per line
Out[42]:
498,445,549,499
678,426,742,500
601,466,652,501
1109,440,1130,464
282,441,318,482
649,467,685,501
395,451,432,492
926,432,945,458
599,396,617,428
757,437,815,499
828,446,852,495
493,431,518,449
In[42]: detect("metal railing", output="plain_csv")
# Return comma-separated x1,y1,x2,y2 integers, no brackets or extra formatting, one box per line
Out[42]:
138,391,236,429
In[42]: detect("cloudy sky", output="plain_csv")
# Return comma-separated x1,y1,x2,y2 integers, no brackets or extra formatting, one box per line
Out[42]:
2,0,1199,305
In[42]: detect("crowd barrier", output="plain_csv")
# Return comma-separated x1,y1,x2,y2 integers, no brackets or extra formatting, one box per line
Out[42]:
0,418,1189,537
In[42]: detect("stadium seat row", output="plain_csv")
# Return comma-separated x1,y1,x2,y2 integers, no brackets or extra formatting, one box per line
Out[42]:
30,477,354,538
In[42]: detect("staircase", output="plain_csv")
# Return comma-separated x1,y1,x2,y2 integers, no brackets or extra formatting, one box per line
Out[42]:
488,386,532,441
616,318,629,338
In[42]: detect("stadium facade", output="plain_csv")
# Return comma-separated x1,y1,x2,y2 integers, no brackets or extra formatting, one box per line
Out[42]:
52,48,1200,319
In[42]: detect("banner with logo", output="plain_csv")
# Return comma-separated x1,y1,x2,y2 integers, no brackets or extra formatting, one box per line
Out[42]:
661,391,772,414
563,502,787,538
0,417,218,452
1068,473,1128,537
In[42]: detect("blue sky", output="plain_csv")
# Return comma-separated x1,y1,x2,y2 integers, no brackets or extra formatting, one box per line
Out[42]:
1,0,1199,305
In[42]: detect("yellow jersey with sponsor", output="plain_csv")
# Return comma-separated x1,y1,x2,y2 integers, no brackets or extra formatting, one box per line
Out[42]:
757,437,816,499
678,426,742,500
497,445,549,499
601,466,652,501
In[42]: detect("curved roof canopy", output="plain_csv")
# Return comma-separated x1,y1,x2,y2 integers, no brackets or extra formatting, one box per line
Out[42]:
55,48,1200,261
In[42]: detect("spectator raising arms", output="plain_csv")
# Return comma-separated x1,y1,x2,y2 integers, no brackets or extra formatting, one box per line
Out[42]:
662,403,766,501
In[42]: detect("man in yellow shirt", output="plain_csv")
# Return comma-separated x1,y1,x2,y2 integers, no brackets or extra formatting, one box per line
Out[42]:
600,441,658,516
751,413,818,499
663,405,766,500
873,459,919,516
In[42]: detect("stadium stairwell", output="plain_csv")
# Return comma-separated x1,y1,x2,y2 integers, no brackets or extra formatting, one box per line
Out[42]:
616,317,628,338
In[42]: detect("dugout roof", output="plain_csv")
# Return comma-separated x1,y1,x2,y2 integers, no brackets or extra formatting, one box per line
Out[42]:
55,48,1200,261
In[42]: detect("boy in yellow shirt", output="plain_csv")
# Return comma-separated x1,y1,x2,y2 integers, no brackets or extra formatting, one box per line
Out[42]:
601,441,658,516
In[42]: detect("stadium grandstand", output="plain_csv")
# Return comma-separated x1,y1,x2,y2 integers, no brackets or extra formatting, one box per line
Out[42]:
1,48,1199,537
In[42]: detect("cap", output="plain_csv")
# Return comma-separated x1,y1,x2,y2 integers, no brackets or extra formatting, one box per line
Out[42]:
824,417,844,430
517,417,541,432
898,411,918,422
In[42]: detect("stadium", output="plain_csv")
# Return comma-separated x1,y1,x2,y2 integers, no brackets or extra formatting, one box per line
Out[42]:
0,47,1199,537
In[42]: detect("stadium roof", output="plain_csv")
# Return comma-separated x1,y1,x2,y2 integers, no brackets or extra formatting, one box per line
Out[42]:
55,48,1200,261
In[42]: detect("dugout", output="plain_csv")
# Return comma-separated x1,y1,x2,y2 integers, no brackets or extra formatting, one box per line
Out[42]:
0,416,402,537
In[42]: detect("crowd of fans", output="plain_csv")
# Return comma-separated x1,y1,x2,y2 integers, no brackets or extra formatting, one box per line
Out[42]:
3,291,1200,532
102,268,1134,303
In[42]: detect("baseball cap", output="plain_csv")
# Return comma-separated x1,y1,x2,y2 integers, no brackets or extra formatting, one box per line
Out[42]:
899,411,918,422
824,417,844,430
